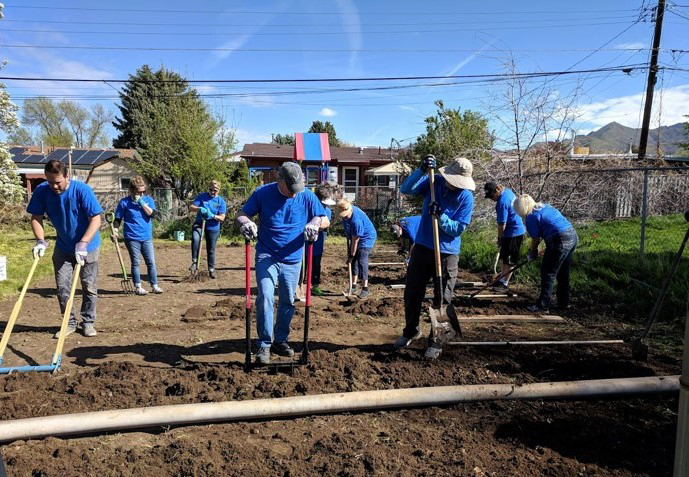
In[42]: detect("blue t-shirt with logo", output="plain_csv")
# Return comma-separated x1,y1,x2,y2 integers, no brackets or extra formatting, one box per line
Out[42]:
313,207,332,257
242,183,327,263
27,180,103,254
343,206,377,249
401,169,473,255
193,193,227,231
525,204,573,241
400,215,421,245
496,188,525,238
115,196,156,241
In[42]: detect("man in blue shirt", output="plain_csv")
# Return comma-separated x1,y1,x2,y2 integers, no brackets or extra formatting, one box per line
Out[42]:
189,180,227,279
338,198,377,299
394,155,474,360
390,215,421,257
27,160,103,338
114,176,162,295
235,162,329,365
484,181,526,291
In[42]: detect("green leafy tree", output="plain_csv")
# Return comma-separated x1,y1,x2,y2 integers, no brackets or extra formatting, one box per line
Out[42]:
272,133,295,145
113,65,230,200
6,126,34,146
308,120,341,147
401,100,493,169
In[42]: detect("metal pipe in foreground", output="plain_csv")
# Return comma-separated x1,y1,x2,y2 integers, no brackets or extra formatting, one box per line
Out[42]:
673,314,689,476
448,340,624,346
0,376,678,443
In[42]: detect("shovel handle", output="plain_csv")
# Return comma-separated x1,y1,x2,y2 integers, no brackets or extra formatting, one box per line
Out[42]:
302,240,314,365
244,239,252,372
52,262,81,367
469,259,531,299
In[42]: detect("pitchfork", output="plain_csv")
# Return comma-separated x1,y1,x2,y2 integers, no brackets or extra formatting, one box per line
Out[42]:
187,219,206,282
105,212,133,295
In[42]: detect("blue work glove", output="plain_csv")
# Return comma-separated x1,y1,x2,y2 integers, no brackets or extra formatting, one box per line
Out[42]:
75,241,88,266
428,201,442,217
421,154,437,172
199,207,209,217
136,196,146,207
32,239,49,258
204,209,215,220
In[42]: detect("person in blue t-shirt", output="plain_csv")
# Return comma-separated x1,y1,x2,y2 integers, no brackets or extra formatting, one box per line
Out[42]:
337,198,377,299
235,162,329,365
189,180,227,279
513,194,578,313
394,155,474,360
27,160,103,338
390,215,421,258
484,181,526,291
114,176,162,295
310,184,335,297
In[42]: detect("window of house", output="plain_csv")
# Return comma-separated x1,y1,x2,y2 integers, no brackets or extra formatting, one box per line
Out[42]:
305,166,320,187
120,177,131,191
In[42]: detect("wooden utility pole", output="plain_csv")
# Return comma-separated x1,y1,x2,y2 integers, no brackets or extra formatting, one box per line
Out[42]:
637,0,666,160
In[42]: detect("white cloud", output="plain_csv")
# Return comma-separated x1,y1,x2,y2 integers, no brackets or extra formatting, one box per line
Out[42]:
319,107,337,117
335,0,363,74
398,105,416,112
615,42,646,50
577,84,689,129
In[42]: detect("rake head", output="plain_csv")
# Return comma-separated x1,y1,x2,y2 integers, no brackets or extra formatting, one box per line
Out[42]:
183,266,209,283
121,278,134,295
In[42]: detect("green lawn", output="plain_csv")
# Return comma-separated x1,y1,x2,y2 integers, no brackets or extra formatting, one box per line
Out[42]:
0,225,55,301
460,214,689,321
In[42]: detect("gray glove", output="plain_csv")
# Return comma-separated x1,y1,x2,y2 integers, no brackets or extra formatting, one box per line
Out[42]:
304,223,319,242
75,241,88,266
240,221,258,240
32,239,49,258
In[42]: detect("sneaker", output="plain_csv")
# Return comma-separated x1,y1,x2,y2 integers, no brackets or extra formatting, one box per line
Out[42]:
295,287,305,302
255,347,271,365
311,286,324,297
393,330,423,350
53,324,77,339
358,288,369,299
152,284,163,294
492,282,509,292
135,286,148,296
527,304,549,313
271,342,295,357
424,345,443,360
209,269,217,279
82,323,97,337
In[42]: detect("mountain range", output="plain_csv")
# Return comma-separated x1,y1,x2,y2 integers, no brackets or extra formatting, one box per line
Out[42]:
574,122,688,155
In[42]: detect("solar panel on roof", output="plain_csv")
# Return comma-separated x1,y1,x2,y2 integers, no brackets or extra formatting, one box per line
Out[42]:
70,150,89,165
22,154,46,164
45,149,68,162
9,147,25,156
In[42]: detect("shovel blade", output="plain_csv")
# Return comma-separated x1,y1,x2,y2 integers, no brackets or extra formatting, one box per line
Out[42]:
428,305,460,345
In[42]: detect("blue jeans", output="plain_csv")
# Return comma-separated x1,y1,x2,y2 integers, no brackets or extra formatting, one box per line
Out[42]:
538,227,578,309
255,253,302,349
191,225,220,270
124,239,158,286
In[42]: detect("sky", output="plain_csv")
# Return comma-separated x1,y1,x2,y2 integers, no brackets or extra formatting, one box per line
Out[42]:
1,0,688,150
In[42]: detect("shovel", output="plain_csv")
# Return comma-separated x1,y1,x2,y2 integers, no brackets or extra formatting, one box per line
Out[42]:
342,237,356,301
105,212,133,294
467,258,532,303
427,166,462,346
244,239,252,372
185,219,208,283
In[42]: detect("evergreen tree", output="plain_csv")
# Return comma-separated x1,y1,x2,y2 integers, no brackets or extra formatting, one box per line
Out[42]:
308,121,341,147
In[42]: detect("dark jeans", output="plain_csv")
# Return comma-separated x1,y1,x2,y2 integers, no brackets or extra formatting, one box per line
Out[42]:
538,227,578,309
191,224,220,270
312,254,323,286
403,244,458,338
352,247,372,281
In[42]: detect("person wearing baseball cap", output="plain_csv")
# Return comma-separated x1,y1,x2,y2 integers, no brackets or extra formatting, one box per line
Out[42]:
235,161,330,365
337,197,377,299
484,181,525,291
390,215,422,259
393,155,475,360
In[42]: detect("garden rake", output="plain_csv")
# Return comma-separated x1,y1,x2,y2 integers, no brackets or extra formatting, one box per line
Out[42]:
105,212,133,295
186,219,209,283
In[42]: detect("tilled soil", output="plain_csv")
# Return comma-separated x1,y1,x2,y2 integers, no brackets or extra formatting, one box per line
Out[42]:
0,243,682,476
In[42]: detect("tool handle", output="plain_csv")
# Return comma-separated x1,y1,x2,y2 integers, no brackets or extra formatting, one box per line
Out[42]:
52,263,81,366
428,168,443,281
0,255,40,358
107,214,128,278
244,239,252,372
469,259,530,298
302,241,314,364
196,219,206,268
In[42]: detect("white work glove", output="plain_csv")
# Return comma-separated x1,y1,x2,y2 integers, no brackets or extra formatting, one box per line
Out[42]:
75,241,88,266
110,228,120,243
240,221,258,240
32,239,49,258
304,223,319,242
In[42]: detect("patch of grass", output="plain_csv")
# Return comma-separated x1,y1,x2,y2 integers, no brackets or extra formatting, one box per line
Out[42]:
460,214,689,321
0,225,55,301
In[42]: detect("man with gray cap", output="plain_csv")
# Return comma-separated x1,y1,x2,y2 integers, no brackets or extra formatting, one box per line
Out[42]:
235,161,329,365
394,155,475,359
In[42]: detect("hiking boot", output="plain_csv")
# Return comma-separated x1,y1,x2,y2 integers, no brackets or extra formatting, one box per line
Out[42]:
527,304,549,313
255,347,271,365
53,323,77,339
311,286,324,296
209,269,217,279
358,288,369,299
393,330,422,350
152,284,164,294
82,323,97,337
135,286,148,296
424,345,443,360
271,342,295,357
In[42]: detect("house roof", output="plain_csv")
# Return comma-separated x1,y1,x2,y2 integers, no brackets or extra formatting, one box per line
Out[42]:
240,143,397,165
9,146,140,168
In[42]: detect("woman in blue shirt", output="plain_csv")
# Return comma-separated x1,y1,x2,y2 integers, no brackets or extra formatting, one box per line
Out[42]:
114,176,162,295
311,184,335,296
189,180,227,279
513,194,578,312
337,198,377,299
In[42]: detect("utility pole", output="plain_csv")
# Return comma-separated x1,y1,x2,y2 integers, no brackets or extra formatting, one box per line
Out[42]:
637,0,666,160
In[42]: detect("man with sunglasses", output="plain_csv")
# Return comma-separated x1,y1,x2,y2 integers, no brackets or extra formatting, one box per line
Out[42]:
189,179,227,279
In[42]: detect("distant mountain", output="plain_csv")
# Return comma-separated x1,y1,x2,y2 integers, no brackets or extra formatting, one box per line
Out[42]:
575,121,688,155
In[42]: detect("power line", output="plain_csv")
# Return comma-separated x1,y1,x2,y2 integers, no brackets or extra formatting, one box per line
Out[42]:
0,64,651,84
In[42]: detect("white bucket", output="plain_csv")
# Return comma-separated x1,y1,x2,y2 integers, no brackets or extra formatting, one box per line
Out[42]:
0,256,6,281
